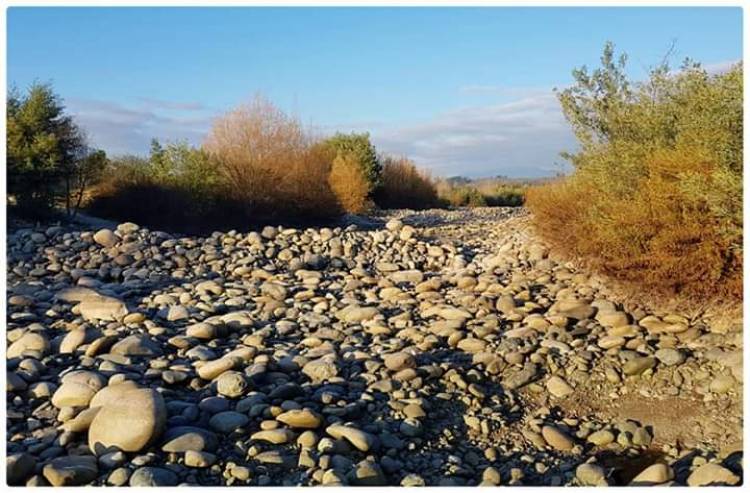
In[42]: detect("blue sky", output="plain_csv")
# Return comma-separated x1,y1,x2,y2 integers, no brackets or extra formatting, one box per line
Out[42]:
7,7,743,177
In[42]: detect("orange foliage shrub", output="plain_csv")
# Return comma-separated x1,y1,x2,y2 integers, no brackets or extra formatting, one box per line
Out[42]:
203,95,339,218
527,144,742,299
328,152,371,214
376,156,440,209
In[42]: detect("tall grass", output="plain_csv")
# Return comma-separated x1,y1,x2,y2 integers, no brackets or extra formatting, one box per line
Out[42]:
527,44,742,301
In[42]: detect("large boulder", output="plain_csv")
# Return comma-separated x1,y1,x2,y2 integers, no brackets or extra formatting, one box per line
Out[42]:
88,387,166,454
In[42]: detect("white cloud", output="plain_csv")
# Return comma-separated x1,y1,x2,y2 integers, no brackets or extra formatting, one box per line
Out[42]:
703,59,741,74
66,98,216,156
371,92,577,178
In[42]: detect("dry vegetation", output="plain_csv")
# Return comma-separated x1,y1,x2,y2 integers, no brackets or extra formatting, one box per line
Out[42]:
375,156,440,209
88,95,443,230
527,44,742,301
436,177,529,207
328,152,372,214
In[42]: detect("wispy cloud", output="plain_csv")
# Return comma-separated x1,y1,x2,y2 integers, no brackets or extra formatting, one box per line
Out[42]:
137,97,207,112
703,59,741,74
67,98,217,156
371,92,576,178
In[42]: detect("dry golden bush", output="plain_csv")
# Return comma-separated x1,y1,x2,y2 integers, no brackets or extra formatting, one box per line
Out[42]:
527,44,742,302
203,95,338,218
528,144,742,300
377,156,439,209
328,152,371,214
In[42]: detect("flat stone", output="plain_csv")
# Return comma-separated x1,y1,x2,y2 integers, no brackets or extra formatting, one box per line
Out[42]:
129,467,178,486
546,376,574,398
687,463,740,486
79,296,128,322
276,409,323,429
161,426,219,452
184,450,216,468
326,423,378,452
541,425,574,451
302,356,338,383
622,356,656,376
251,429,295,444
109,334,161,357
42,455,98,486
457,338,487,353
209,411,249,433
197,358,236,380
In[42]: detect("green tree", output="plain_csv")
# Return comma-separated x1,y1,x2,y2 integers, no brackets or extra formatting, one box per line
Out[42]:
321,132,382,193
7,82,87,214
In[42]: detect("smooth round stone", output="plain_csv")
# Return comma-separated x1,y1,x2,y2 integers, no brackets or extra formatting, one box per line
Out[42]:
576,463,607,486
216,371,247,398
383,352,416,371
481,466,501,485
197,358,236,380
129,467,178,486
546,376,574,398
88,387,167,454
7,453,37,485
402,404,426,419
89,381,140,408
399,418,423,437
630,463,674,485
541,425,574,451
93,229,117,247
51,371,106,408
109,334,161,357
655,348,685,366
7,332,50,359
209,411,249,433
587,429,615,446
709,375,735,394
184,450,217,468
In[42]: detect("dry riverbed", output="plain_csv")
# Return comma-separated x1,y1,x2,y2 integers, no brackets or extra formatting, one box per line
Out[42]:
5,207,743,486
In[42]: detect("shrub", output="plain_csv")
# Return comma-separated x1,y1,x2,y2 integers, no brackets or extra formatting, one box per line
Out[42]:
527,43,742,301
375,156,440,209
436,177,527,207
203,95,338,219
321,132,381,194
328,152,371,214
